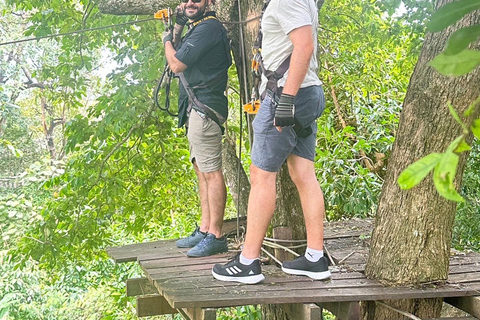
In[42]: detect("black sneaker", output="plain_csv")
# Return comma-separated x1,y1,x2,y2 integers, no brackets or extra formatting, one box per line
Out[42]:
176,226,207,248
282,255,331,280
212,253,265,284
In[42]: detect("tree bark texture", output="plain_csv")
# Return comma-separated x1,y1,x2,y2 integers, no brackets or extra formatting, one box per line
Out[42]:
222,136,249,218
363,0,480,318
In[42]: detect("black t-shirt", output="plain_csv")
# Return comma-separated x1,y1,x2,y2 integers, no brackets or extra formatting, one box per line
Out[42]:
175,12,231,127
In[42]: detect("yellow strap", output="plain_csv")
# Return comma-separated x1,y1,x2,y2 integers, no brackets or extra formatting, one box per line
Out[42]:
191,15,217,27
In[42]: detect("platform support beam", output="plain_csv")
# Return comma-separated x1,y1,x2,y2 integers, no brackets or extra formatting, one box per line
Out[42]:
126,277,158,296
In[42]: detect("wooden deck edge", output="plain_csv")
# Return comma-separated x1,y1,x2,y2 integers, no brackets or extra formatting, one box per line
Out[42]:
277,303,322,320
136,295,177,317
317,301,360,320
126,278,158,297
445,296,480,318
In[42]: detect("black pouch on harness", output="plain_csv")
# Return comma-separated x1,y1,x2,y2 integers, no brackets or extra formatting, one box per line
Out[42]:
293,117,313,138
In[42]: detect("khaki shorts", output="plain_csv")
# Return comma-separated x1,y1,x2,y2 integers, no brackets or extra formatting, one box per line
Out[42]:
187,109,224,173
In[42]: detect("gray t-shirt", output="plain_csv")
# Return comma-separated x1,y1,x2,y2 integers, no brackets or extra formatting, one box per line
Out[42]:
260,0,322,91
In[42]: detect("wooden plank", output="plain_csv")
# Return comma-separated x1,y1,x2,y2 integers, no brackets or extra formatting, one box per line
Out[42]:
163,283,480,309
126,278,158,296
317,302,360,320
153,271,370,294
139,253,230,269
136,295,177,317
445,296,480,318
178,307,217,320
107,240,177,263
449,271,480,284
279,303,322,320
107,217,246,264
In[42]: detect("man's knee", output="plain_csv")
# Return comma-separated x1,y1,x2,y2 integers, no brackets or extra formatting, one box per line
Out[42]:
288,160,317,187
202,169,224,183
250,164,276,186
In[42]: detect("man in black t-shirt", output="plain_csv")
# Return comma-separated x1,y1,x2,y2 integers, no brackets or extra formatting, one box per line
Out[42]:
162,0,231,257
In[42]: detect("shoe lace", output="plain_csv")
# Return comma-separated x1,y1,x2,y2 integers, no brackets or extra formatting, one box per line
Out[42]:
189,224,200,237
224,252,241,267
196,234,214,249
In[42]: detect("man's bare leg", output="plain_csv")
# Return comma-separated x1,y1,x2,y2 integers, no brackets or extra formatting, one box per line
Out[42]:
242,164,277,259
286,154,324,250
202,169,226,238
193,162,210,233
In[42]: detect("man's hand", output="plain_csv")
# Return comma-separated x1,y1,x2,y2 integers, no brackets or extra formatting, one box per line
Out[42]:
274,93,295,129
162,30,173,45
175,7,188,26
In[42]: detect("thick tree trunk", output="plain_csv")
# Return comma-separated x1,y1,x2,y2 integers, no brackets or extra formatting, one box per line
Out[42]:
363,1,480,318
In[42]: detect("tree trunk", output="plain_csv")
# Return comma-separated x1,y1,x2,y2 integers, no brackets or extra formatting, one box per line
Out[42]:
222,135,249,218
363,0,480,318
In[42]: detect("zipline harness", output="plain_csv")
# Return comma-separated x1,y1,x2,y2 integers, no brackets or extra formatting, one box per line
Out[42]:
153,10,230,133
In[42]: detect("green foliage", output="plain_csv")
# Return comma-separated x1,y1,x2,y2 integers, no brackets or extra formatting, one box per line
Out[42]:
430,50,480,76
426,0,480,32
427,0,480,76
398,153,442,189
217,305,262,320
317,0,417,218
453,139,480,251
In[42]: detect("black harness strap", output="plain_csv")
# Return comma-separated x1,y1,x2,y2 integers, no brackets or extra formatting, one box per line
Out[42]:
178,72,225,134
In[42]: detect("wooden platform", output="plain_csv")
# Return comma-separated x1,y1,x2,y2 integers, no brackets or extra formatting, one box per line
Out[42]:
107,219,480,319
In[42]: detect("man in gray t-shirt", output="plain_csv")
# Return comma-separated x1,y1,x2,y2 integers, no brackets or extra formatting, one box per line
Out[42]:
213,0,331,284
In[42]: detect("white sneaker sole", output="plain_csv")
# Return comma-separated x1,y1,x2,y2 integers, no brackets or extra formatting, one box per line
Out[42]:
212,270,265,284
281,267,331,280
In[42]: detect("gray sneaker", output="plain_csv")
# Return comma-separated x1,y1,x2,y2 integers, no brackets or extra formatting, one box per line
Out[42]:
282,255,331,280
176,226,207,248
187,233,228,257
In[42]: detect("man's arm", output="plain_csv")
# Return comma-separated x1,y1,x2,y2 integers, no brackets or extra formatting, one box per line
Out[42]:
282,25,314,96
274,24,314,130
164,36,188,73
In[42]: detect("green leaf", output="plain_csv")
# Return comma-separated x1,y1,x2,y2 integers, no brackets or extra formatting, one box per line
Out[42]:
463,95,480,116
448,102,468,132
444,25,480,55
447,135,465,153
429,50,480,76
455,139,471,153
427,0,480,32
433,151,464,202
398,153,443,189
472,118,480,138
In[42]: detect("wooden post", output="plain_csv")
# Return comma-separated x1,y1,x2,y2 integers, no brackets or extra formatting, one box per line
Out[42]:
317,301,360,320
273,226,295,262
179,307,217,320
137,295,178,317
280,303,322,320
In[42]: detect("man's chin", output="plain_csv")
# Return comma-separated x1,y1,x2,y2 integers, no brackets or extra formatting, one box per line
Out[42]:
185,8,205,20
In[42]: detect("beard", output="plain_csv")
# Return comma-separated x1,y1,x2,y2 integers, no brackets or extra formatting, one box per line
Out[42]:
185,4,206,20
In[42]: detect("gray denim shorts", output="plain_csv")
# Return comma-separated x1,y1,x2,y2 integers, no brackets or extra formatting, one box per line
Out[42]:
187,108,225,173
251,85,325,172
